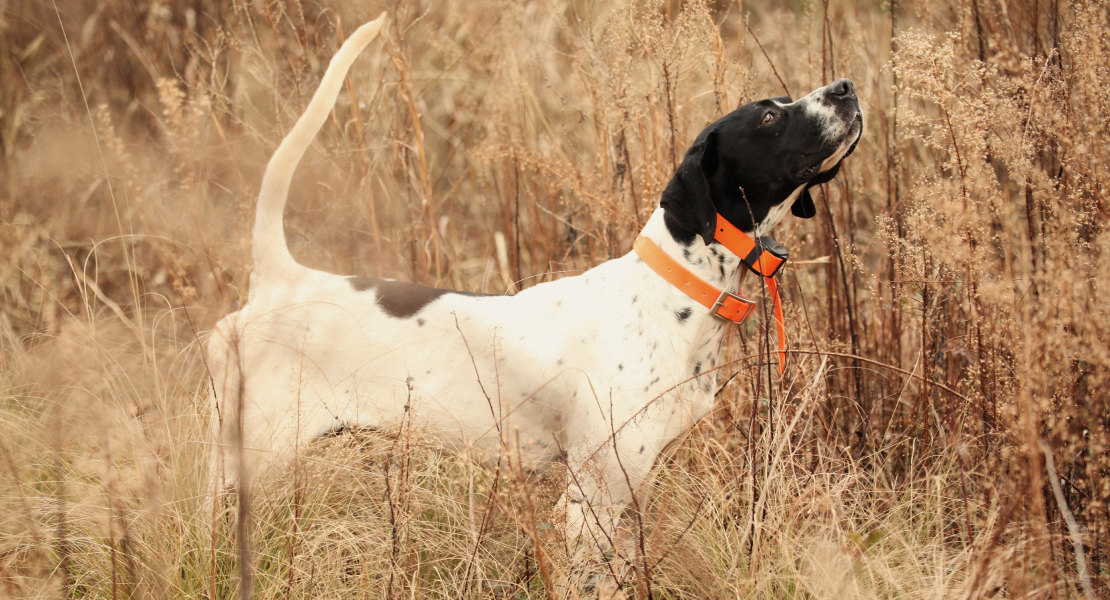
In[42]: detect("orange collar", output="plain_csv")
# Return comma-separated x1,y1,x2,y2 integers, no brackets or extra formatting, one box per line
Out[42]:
713,216,788,278
633,236,757,323
635,214,789,375
714,215,788,374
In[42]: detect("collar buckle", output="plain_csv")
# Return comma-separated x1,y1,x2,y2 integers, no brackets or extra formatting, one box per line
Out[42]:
711,289,757,323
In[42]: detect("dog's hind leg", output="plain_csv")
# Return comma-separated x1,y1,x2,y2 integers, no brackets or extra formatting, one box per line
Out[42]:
204,311,245,522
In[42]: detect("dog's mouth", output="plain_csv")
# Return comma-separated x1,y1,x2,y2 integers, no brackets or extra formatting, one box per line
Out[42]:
842,112,863,159
815,111,862,174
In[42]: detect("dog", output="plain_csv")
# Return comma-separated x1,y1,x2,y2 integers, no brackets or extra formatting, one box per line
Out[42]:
207,13,861,597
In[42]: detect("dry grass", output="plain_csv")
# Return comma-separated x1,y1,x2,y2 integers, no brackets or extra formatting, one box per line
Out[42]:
1,0,1107,598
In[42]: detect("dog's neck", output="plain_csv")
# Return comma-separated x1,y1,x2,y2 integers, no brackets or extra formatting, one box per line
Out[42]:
646,208,746,293
634,207,750,389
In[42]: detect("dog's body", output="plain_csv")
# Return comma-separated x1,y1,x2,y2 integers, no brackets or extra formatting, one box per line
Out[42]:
208,14,860,595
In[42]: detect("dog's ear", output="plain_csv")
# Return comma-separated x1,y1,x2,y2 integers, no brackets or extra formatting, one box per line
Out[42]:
660,130,719,244
792,188,817,218
793,160,843,219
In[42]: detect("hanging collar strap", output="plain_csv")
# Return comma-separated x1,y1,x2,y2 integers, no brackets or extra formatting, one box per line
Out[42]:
712,215,788,375
633,237,757,324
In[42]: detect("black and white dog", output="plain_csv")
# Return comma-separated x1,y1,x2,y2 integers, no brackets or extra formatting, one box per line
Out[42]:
208,13,860,595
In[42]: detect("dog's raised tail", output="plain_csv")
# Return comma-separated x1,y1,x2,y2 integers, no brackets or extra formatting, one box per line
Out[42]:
251,14,388,285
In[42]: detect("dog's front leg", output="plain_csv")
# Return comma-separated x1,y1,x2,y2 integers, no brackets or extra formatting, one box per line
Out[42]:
554,426,659,600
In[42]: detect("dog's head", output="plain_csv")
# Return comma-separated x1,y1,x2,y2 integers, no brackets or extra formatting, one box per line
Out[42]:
661,78,862,243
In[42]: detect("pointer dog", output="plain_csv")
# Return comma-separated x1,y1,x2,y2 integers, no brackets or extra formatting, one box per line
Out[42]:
208,13,861,595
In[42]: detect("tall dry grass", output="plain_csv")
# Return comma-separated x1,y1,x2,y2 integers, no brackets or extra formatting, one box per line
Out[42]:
1,0,1107,598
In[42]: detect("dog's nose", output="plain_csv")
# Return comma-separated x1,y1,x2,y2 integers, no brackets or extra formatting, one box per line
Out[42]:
829,78,855,98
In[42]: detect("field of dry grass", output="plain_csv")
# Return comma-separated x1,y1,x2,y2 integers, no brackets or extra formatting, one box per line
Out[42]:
1,0,1107,598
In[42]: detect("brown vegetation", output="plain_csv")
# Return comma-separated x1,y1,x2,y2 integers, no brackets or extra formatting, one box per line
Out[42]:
0,0,1107,597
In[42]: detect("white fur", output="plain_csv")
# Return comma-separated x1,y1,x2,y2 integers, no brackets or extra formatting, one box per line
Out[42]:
820,135,856,172
754,184,805,237
210,208,742,570
207,15,858,595
796,84,860,144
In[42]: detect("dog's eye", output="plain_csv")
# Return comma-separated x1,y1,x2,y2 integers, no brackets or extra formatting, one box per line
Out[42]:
761,112,776,125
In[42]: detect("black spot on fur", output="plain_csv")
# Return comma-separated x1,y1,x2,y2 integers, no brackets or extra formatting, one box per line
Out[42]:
347,276,495,318
675,307,692,322
618,364,624,371
694,362,702,376
417,318,425,326
639,445,645,454
557,358,565,366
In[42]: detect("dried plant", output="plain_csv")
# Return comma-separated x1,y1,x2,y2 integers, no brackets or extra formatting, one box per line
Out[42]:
1,0,1107,598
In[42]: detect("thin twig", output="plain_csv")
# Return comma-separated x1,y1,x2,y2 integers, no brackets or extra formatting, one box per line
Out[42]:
786,349,969,404
608,396,651,598
461,457,502,597
233,334,252,600
1039,441,1095,600
818,185,863,409
743,22,791,98
452,312,499,435
507,433,557,600
648,493,708,571
0,434,46,575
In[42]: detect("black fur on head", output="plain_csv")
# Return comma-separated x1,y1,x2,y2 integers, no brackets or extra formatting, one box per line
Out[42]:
661,79,862,245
